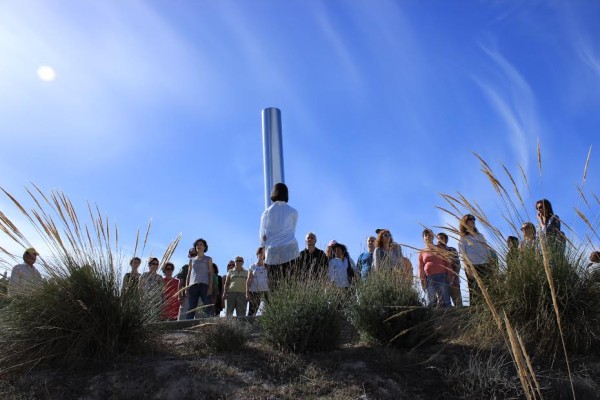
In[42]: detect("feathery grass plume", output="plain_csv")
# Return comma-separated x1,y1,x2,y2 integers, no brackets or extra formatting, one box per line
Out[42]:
346,268,429,347
261,275,344,353
0,187,180,374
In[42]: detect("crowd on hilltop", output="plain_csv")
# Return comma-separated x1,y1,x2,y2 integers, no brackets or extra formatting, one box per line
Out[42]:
6,184,600,320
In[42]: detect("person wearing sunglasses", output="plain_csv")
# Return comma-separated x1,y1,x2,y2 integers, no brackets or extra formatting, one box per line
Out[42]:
458,214,493,306
372,229,404,272
161,262,179,321
140,257,164,293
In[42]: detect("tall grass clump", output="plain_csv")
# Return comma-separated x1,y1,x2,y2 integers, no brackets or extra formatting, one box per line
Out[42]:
346,269,429,347
0,186,180,374
261,276,344,353
438,148,600,398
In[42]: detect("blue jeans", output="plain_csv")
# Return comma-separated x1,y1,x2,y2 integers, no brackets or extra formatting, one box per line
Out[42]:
426,273,451,308
187,283,213,318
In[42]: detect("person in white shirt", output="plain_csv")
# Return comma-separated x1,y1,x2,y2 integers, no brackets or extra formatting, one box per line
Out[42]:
328,243,350,288
259,183,299,285
246,247,269,316
457,214,494,306
9,247,43,295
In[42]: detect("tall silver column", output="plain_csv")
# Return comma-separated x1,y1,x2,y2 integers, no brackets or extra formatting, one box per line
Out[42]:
262,107,285,209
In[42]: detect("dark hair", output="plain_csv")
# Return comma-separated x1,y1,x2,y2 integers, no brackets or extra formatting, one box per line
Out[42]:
212,263,219,275
193,238,208,252
270,183,289,203
507,236,519,248
375,229,392,248
256,246,264,256
536,199,554,217
162,262,175,272
437,232,449,242
129,257,141,266
422,228,434,237
148,257,159,266
459,214,479,236
332,243,348,259
590,252,600,263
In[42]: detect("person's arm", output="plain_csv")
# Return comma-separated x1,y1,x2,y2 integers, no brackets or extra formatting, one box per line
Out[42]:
259,210,268,246
185,260,192,294
222,271,230,300
207,258,214,293
246,267,254,299
372,248,380,270
418,253,426,290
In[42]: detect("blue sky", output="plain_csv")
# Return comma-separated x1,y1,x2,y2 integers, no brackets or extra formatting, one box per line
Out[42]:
1,1,600,280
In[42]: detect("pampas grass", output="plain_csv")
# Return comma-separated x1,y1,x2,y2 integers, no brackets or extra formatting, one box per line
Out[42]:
0,186,180,374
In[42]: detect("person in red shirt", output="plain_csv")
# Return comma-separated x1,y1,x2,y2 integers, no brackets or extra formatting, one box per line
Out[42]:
418,229,452,307
161,262,180,321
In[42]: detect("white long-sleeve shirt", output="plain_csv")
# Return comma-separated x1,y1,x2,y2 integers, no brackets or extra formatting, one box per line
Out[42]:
259,201,299,265
458,232,491,265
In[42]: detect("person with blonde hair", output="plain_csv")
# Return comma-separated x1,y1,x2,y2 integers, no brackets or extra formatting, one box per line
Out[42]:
9,247,42,295
372,229,404,271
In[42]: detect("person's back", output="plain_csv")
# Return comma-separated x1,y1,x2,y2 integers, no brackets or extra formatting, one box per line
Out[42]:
260,201,299,265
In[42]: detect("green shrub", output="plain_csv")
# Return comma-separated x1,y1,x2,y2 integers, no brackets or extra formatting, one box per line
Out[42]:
193,318,251,353
0,188,178,374
345,269,429,347
261,277,343,353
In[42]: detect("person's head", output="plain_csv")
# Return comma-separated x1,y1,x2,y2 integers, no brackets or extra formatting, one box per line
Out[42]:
325,239,337,258
162,262,175,277
376,229,392,248
366,236,376,252
227,260,235,271
332,243,347,260
422,229,434,244
234,256,244,270
437,232,449,246
521,222,536,239
535,199,554,218
148,257,159,272
507,236,519,250
193,238,208,253
590,251,600,263
459,214,478,236
177,264,189,279
212,263,219,275
256,246,265,262
305,232,317,248
270,183,289,203
23,247,38,266
129,257,141,270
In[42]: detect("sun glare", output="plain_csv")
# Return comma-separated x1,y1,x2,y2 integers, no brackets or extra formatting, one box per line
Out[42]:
37,66,56,82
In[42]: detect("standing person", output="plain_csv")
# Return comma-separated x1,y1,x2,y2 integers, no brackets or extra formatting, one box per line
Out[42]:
506,236,520,272
357,236,376,279
9,247,42,295
536,199,565,252
328,243,351,288
161,262,179,321
372,229,404,271
297,232,328,279
419,229,452,307
176,263,190,320
223,256,248,317
140,258,163,293
186,238,215,319
259,183,300,285
458,214,494,306
122,256,142,293
212,264,224,317
437,232,462,307
520,222,537,251
246,247,269,316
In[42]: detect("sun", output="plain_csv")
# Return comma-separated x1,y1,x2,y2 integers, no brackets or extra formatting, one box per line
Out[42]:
37,66,56,82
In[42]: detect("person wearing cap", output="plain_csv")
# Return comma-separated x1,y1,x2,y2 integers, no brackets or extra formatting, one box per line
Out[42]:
223,256,248,317
297,232,328,279
9,247,43,295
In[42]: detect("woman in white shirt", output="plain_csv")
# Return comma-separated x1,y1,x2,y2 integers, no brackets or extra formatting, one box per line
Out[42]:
458,214,493,306
328,243,351,288
246,247,269,316
259,183,299,285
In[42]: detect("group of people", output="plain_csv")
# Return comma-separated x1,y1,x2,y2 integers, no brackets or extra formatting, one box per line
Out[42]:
5,184,594,317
